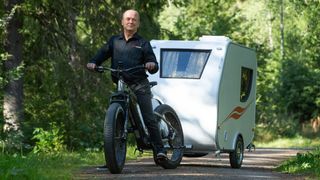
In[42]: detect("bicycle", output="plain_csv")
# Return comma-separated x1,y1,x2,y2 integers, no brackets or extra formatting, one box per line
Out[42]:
95,64,184,174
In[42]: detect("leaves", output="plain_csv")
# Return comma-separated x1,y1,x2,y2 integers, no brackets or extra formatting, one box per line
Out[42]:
32,123,65,154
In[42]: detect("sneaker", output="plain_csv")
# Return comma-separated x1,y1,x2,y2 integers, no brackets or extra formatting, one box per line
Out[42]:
96,164,108,171
156,149,167,159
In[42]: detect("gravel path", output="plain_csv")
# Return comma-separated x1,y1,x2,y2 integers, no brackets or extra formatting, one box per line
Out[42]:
76,148,309,179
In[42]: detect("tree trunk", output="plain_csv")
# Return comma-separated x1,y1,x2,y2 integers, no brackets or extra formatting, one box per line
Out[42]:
267,11,274,50
3,0,24,132
280,0,284,60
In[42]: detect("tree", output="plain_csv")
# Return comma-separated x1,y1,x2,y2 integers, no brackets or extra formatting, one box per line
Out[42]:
18,0,169,150
3,0,24,133
1,0,24,151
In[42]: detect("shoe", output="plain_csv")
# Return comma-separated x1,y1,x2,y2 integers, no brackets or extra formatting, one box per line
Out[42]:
156,149,167,160
96,164,108,171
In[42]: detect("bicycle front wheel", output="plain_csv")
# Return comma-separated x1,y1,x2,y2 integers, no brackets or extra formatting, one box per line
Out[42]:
104,103,127,174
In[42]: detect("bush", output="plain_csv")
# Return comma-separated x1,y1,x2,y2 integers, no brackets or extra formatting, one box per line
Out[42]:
277,147,320,177
32,123,66,154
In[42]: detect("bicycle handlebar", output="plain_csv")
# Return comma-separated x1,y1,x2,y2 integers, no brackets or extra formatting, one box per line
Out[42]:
94,65,145,73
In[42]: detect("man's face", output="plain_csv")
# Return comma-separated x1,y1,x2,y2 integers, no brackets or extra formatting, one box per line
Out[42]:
121,10,140,33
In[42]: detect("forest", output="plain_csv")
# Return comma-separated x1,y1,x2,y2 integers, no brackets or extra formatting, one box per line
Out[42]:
1,0,319,154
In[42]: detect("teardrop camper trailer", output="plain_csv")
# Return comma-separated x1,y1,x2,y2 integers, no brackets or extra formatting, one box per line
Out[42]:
150,36,257,168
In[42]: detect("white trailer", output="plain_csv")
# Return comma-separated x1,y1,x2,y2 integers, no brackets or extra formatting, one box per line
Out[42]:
150,36,257,168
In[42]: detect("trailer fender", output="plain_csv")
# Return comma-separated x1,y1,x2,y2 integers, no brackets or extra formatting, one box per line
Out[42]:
231,133,243,151
152,96,164,110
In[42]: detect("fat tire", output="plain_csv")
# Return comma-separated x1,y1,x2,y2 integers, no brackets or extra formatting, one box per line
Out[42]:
104,103,127,174
229,136,244,168
153,104,184,169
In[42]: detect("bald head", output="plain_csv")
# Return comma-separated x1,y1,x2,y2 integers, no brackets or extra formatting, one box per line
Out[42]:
121,10,140,34
122,9,140,22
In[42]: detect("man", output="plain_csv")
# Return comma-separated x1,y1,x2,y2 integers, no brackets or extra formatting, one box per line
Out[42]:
87,9,167,164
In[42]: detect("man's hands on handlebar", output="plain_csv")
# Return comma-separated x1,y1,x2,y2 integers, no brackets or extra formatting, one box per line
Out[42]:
86,62,156,72
86,63,97,71
144,62,156,71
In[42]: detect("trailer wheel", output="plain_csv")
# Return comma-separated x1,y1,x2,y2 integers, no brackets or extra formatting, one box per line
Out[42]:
229,136,244,168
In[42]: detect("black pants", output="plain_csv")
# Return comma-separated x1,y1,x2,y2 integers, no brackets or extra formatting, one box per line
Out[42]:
129,79,163,149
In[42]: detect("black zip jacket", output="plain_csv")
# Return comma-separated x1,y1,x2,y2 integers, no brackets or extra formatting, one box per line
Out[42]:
89,33,159,84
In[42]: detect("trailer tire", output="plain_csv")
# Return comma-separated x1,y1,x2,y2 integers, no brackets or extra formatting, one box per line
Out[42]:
229,136,244,168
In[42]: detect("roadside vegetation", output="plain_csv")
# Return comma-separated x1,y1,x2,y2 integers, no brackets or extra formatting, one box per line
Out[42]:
255,136,320,178
0,151,103,179
277,148,320,178
0,125,139,179
0,148,142,179
254,125,320,178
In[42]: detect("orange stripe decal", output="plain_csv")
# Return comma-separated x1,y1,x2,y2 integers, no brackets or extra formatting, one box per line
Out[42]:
225,100,254,121
226,106,246,120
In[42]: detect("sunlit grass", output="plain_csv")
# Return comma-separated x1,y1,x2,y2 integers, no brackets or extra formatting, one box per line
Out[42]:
0,146,140,179
254,135,320,148
277,147,320,178
253,135,320,178
0,151,106,179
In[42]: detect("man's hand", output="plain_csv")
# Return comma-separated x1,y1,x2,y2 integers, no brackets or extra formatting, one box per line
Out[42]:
87,63,96,71
145,62,156,71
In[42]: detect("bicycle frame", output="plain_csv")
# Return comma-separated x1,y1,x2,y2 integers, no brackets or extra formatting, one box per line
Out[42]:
105,67,153,150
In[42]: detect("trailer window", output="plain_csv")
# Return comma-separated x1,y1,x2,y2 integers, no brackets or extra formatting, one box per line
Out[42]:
160,49,211,79
240,67,253,102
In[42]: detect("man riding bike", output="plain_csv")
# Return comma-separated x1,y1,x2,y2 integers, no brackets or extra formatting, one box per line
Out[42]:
87,9,167,166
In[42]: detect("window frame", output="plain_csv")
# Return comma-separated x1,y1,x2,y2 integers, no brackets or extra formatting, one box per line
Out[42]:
240,67,253,102
160,48,212,79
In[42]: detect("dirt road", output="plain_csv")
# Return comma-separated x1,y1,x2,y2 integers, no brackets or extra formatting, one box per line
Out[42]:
76,148,309,179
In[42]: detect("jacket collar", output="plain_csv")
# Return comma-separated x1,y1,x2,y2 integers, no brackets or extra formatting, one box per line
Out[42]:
119,32,141,41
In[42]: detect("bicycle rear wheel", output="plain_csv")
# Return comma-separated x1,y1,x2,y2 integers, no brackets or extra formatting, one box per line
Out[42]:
153,104,184,169
104,103,127,174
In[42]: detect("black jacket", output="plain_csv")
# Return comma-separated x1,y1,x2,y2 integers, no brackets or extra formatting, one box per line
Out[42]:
90,33,159,84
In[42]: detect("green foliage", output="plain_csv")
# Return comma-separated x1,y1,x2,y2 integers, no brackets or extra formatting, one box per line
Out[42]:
0,152,102,179
0,147,139,179
0,130,24,154
254,135,320,148
159,0,238,40
15,0,169,151
32,123,65,154
254,113,300,141
277,147,320,177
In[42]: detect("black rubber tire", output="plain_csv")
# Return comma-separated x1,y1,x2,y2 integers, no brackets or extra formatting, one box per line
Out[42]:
153,104,184,169
229,136,244,168
183,152,208,157
104,103,127,174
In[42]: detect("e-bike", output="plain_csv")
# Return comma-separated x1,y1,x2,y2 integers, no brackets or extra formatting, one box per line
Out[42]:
95,64,184,174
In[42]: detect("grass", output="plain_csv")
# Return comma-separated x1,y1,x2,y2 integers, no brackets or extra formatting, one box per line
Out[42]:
0,146,142,179
276,148,320,178
254,135,320,178
254,135,320,149
0,151,103,179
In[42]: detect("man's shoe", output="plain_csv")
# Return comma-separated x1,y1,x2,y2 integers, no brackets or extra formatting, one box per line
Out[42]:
157,152,167,159
156,149,167,160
